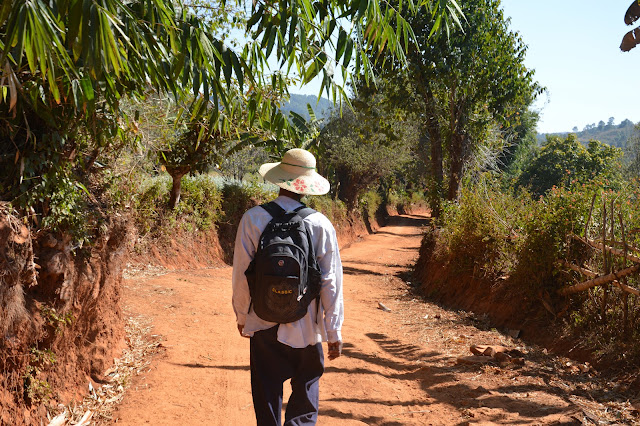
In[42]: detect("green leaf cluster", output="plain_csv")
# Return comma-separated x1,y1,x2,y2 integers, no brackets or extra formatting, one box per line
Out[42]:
518,134,624,197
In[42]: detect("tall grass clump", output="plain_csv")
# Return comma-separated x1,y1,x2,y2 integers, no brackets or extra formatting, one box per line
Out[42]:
439,181,526,279
174,175,224,231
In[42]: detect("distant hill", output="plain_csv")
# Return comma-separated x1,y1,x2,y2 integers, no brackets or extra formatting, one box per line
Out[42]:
537,119,636,148
281,94,334,122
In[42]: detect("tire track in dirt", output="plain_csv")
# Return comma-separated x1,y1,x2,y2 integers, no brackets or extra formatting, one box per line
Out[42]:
111,214,635,425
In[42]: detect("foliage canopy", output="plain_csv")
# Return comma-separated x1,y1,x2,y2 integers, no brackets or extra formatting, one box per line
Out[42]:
0,0,461,233
518,134,623,196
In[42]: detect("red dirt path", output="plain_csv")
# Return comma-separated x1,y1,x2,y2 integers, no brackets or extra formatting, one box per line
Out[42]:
110,214,637,425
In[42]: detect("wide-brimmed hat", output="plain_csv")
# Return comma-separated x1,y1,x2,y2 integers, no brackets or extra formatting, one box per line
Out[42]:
259,148,330,195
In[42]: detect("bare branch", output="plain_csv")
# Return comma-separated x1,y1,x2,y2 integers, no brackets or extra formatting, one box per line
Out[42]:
558,264,640,296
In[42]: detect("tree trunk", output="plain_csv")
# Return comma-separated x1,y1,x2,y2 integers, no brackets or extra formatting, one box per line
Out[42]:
168,167,189,209
448,133,464,200
421,88,443,218
446,90,468,201
558,263,640,295
336,168,360,211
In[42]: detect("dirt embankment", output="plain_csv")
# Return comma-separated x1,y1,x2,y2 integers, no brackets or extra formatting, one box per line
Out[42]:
413,226,639,379
1,205,131,426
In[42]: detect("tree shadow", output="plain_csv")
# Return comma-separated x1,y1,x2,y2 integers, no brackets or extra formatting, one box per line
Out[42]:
384,215,431,228
343,265,386,277
325,331,587,424
171,362,249,371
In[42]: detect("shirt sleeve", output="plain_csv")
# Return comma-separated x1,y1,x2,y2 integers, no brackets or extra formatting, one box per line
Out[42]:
314,217,344,343
231,212,257,325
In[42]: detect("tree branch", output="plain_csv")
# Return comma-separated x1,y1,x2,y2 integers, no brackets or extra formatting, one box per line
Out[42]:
558,264,640,296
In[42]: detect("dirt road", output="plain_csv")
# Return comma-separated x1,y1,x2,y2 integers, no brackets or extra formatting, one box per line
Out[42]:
111,215,638,425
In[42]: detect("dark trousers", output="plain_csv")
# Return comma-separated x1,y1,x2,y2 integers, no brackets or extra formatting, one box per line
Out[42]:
250,326,325,426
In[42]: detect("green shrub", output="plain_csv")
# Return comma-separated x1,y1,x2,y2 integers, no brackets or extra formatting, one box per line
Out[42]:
410,190,428,206
440,184,520,278
133,176,170,236
304,195,348,225
358,190,383,221
385,189,428,213
132,174,227,238
220,180,277,223
175,175,223,231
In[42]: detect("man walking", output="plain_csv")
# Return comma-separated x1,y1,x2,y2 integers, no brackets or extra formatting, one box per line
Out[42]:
232,148,344,425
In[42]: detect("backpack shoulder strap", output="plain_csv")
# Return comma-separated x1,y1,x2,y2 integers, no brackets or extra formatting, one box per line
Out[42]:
294,205,316,220
260,201,286,218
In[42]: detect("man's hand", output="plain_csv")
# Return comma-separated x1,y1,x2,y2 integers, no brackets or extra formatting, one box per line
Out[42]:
327,341,342,360
237,323,249,338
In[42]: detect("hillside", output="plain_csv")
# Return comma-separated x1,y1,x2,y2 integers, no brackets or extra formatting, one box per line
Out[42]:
281,93,334,121
537,118,636,147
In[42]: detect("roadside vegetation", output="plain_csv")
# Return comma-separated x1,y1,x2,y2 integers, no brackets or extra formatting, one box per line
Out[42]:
424,130,640,367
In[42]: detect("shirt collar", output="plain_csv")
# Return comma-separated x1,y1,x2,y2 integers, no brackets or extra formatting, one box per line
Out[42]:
275,195,304,210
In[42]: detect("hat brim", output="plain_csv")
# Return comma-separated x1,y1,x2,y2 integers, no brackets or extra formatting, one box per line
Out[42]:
259,162,330,195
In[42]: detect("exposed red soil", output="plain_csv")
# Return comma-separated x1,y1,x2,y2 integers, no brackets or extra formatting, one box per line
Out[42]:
0,210,129,426
109,214,640,425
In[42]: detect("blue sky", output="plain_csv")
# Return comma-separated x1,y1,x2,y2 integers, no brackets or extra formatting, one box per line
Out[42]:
291,1,640,134
501,0,640,133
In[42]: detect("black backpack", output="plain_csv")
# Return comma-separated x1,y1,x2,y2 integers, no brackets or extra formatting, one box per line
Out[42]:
245,202,322,323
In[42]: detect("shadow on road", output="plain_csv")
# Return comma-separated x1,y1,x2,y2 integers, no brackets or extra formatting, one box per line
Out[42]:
323,331,582,425
384,215,431,228
172,362,249,371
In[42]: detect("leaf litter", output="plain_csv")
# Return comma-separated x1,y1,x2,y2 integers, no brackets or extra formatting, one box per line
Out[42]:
47,313,164,425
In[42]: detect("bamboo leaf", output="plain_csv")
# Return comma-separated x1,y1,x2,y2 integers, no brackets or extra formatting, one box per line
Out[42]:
266,26,277,58
358,0,369,19
222,46,232,87
343,37,353,68
336,28,347,61
231,51,244,91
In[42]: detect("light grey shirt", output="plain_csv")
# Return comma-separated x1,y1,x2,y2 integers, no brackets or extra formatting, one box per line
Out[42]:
232,195,344,348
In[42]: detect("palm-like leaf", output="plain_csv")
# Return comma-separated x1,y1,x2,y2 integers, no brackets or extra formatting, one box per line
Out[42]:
0,0,463,143
621,0,640,52
245,0,463,105
0,0,463,211
624,0,640,25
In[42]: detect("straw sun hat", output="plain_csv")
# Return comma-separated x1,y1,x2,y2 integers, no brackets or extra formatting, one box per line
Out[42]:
259,148,330,195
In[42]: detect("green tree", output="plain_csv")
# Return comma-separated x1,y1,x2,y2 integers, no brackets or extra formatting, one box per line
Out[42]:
319,85,418,209
518,134,623,196
625,124,640,178
377,0,540,216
